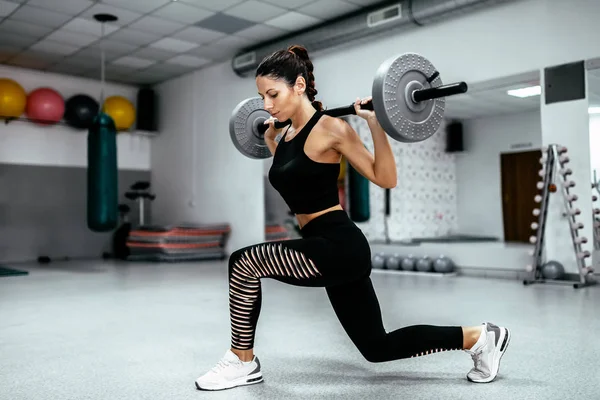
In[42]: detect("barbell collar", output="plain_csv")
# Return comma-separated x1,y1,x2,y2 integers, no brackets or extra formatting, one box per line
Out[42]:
412,81,468,103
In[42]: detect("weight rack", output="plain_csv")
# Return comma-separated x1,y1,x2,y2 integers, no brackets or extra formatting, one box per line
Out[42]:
523,144,597,289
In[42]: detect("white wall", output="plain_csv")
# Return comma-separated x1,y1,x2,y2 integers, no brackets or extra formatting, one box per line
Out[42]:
456,110,542,239
153,65,263,252
0,64,150,170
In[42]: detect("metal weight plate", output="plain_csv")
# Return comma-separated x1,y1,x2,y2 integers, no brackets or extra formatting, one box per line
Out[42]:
371,53,445,143
229,97,272,159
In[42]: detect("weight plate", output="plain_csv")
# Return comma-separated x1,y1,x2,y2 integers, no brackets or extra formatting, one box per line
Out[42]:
229,97,272,159
371,53,445,143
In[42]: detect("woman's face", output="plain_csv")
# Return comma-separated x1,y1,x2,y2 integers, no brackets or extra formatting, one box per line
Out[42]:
256,75,304,121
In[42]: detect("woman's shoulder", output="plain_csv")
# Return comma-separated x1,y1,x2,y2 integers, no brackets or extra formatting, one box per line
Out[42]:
318,114,353,144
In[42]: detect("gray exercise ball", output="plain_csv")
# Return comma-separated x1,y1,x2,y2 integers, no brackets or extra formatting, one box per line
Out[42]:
433,255,455,273
386,253,402,270
416,256,433,272
372,253,386,269
542,260,565,280
401,255,416,271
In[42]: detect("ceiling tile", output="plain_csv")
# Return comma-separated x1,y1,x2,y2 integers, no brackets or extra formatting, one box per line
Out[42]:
127,15,186,36
265,11,322,31
165,54,211,67
149,37,199,52
9,5,74,28
0,0,20,17
170,26,225,45
209,35,254,51
151,2,215,24
224,0,288,23
194,13,255,34
30,40,81,55
185,37,253,61
25,0,95,16
112,55,156,69
234,24,286,42
261,0,319,9
0,19,55,37
344,0,389,5
297,0,359,19
0,32,42,48
87,40,140,57
106,28,162,46
130,46,177,61
47,62,90,77
186,45,232,61
80,3,144,26
143,62,196,74
62,18,121,37
101,0,171,13
57,54,104,68
179,0,245,12
45,29,99,48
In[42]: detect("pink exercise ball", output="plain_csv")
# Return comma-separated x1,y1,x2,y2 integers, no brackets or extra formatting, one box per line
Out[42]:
26,87,65,125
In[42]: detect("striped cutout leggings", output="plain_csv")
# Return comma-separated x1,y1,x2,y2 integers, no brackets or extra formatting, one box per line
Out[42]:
228,210,464,361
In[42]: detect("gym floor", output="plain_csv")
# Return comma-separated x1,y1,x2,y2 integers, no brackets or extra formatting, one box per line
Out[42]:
1,260,597,400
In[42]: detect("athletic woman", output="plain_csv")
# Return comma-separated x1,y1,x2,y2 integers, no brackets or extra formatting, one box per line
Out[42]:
195,45,510,391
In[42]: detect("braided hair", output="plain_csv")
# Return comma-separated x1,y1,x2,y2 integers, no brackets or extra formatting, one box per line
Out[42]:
255,44,323,111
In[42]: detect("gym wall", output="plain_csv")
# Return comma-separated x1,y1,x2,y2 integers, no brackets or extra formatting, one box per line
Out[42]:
345,116,459,242
152,0,600,260
153,64,263,252
0,64,151,263
311,0,600,110
455,110,542,240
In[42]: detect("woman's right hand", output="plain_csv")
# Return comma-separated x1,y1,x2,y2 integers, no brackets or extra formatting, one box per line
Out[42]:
263,117,285,141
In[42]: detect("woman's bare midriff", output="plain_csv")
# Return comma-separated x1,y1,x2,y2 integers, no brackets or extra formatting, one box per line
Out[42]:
296,204,344,229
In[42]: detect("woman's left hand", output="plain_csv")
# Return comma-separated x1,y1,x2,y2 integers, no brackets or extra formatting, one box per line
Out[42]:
353,96,376,121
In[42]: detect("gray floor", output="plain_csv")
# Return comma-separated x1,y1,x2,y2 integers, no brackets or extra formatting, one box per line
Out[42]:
1,260,598,400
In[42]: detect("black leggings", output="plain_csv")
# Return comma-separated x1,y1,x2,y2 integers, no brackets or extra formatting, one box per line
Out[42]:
228,210,463,362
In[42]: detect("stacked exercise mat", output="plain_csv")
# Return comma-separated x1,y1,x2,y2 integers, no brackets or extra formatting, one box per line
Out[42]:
126,223,230,262
265,224,291,242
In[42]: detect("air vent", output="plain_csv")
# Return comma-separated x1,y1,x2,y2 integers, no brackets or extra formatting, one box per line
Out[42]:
367,4,402,28
233,52,256,69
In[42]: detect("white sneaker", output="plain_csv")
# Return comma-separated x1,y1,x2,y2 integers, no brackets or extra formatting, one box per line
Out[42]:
195,350,263,391
465,322,511,383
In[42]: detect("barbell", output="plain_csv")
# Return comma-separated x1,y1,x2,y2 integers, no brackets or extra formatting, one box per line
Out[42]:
229,52,468,159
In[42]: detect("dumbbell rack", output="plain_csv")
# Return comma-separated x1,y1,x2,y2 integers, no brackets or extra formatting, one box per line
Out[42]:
524,144,596,289
592,171,600,251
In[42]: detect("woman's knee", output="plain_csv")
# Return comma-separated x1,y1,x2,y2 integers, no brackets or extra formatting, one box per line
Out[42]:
355,340,389,363
228,246,255,277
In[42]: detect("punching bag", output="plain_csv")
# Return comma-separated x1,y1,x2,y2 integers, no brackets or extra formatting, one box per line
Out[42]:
87,112,118,232
348,162,370,222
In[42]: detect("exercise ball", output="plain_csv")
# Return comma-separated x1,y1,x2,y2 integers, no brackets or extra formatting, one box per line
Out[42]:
64,94,99,129
0,78,27,118
386,253,402,270
372,253,386,269
26,87,65,125
416,256,433,272
433,255,455,273
103,95,135,131
401,255,416,271
542,260,565,280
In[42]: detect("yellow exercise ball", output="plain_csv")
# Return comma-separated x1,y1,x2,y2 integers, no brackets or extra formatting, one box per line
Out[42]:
0,78,27,119
102,95,135,131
